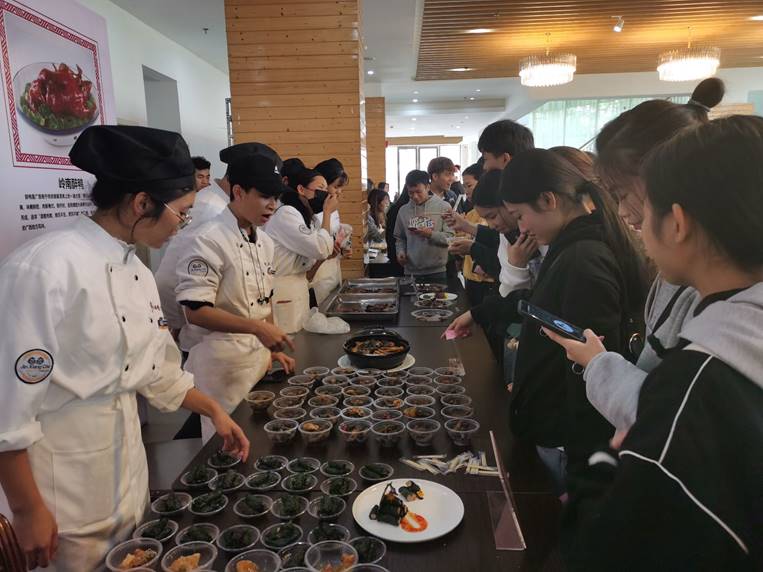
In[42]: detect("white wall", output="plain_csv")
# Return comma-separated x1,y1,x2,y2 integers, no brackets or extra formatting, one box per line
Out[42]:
76,0,230,176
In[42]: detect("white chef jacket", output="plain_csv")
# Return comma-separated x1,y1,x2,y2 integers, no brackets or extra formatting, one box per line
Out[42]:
0,216,193,570
155,180,229,331
310,210,350,304
175,206,275,350
264,204,333,277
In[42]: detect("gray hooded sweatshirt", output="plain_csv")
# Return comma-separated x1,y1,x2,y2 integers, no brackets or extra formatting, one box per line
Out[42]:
393,195,454,276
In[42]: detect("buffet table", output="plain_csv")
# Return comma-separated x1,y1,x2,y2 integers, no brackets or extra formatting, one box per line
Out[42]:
143,280,562,571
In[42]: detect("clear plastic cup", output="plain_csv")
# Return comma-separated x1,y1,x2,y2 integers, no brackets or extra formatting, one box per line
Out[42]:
304,540,358,572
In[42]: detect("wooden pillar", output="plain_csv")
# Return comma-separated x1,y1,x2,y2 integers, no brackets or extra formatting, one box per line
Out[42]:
225,0,367,277
365,97,386,186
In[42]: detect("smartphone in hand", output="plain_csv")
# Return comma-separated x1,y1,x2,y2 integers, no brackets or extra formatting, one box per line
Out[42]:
518,300,587,343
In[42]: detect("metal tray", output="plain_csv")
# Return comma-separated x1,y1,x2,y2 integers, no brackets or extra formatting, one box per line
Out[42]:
326,293,399,321
346,277,397,286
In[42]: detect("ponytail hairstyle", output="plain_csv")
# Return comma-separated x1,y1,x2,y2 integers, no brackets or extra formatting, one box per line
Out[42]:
596,78,725,190
283,167,322,227
548,146,594,180
502,149,647,313
281,157,305,186
643,115,763,269
367,188,389,227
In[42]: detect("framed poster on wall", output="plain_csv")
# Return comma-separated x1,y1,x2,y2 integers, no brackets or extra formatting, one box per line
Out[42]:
0,0,115,259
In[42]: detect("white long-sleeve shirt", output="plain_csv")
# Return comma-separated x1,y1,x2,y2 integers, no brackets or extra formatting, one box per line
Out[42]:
264,204,333,277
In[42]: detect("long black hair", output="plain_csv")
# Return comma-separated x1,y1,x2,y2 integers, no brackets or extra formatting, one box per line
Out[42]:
643,115,763,269
502,149,647,313
282,168,322,227
367,188,389,227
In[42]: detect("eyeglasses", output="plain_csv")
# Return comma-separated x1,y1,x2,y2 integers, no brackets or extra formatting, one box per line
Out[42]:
164,203,192,230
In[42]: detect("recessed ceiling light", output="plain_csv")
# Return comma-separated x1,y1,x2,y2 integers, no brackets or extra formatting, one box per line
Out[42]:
412,98,419,103
475,89,481,92
411,117,417,121
367,70,375,76
469,97,476,101
465,116,469,119
448,67,474,72
456,125,461,129
413,90,419,94
466,28,495,34
749,15,763,21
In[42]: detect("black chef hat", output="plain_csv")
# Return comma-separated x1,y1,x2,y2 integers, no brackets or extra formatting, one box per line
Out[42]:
69,125,195,192
314,157,348,186
228,154,289,198
220,142,283,171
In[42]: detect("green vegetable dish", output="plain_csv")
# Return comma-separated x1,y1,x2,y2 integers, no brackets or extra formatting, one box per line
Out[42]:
317,495,344,518
322,461,353,476
185,464,213,485
327,477,355,496
221,527,255,549
277,495,304,517
263,523,301,548
214,470,244,490
155,493,184,513
240,495,269,516
354,537,385,563
256,455,286,471
288,458,318,473
183,525,214,543
140,518,173,540
247,471,279,490
191,491,226,513
311,522,347,543
360,463,393,480
284,473,315,491
208,450,239,468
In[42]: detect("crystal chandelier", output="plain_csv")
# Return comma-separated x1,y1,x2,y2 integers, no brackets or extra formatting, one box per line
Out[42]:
657,28,720,82
519,34,577,87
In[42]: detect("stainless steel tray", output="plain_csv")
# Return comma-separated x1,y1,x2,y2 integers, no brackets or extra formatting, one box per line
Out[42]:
346,277,397,286
325,293,399,321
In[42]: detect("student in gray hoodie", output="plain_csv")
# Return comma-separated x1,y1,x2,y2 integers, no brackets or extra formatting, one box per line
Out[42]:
544,78,725,430
394,170,454,282
559,114,763,572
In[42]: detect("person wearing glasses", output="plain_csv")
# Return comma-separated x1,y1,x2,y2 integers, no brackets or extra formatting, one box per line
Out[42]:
0,125,250,570
175,155,296,442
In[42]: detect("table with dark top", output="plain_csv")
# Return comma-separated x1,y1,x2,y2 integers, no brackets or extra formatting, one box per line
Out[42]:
146,281,561,572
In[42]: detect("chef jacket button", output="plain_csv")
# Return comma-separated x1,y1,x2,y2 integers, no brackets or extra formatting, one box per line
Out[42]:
122,316,126,322
124,364,129,371
152,364,156,371
134,275,139,281
246,272,250,276
149,318,153,323
239,244,243,248
250,302,254,307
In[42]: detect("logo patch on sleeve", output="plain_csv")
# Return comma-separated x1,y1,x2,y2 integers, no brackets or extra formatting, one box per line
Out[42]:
15,349,54,385
187,259,209,277
298,224,313,235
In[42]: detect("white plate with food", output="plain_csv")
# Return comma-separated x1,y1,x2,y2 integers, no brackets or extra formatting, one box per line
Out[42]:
411,309,454,322
418,292,458,302
337,354,415,373
351,479,464,543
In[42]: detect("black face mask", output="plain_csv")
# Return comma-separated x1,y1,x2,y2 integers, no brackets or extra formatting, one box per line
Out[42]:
309,189,329,213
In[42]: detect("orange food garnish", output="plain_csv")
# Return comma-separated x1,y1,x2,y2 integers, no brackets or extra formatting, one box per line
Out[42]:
400,511,428,533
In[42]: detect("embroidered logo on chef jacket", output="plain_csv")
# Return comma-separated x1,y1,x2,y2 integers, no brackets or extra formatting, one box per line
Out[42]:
188,258,209,277
15,349,54,384
157,317,169,329
298,224,312,235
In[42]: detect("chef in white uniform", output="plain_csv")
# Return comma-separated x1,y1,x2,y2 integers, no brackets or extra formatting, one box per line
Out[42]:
176,155,296,442
156,142,282,350
0,126,249,571
309,158,351,304
265,168,339,333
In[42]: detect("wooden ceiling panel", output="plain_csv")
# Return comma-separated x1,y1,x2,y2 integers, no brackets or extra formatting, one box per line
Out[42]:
417,0,763,80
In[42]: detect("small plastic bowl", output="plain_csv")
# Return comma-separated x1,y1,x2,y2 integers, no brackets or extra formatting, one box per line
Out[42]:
445,418,480,446
320,460,354,477
233,495,272,519
435,366,461,377
217,524,260,553
175,523,220,546
435,384,466,397
225,549,282,572
340,406,373,423
208,471,245,492
307,495,347,521
349,536,387,565
189,492,229,516
288,374,316,389
303,366,330,382
441,394,473,407
406,419,441,447
274,407,307,423
377,377,405,389
207,450,241,470
271,494,310,519
160,541,217,572
358,463,394,483
406,384,435,397
342,384,371,398
374,386,404,399
281,472,319,494
304,540,358,572
308,394,339,408
322,374,351,387
286,457,321,474
348,565,390,572
264,418,299,445
434,375,463,387
261,522,304,550
273,396,305,410
371,420,405,447
151,492,192,516
278,541,311,569
441,405,474,421
351,375,377,389
255,454,289,472
299,419,333,445
380,369,408,380
180,466,217,489
307,523,351,545
331,366,358,378
246,471,282,492
342,395,374,409
402,405,435,420
373,396,404,411
357,368,383,378
246,390,276,413
280,386,310,399
407,366,434,378
132,518,178,543
105,538,162,571
319,476,358,497
405,374,433,386
315,385,343,397
338,420,372,444
309,406,342,425
370,409,403,423
404,395,436,408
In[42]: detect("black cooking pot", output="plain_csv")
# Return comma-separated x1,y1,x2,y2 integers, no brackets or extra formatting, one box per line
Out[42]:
343,327,410,370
